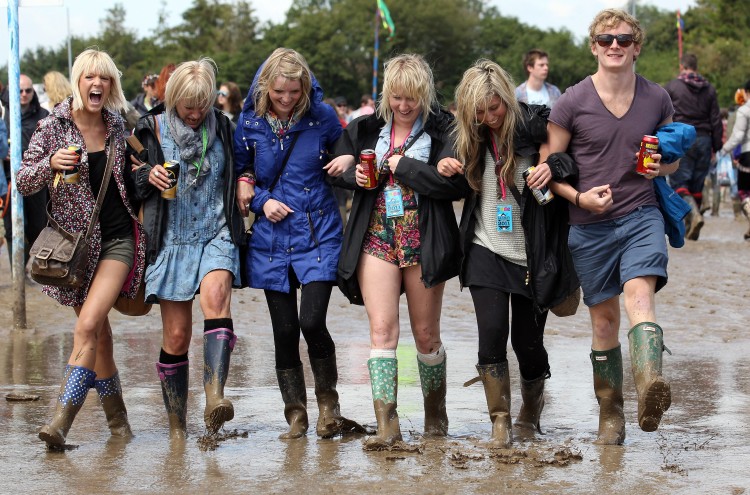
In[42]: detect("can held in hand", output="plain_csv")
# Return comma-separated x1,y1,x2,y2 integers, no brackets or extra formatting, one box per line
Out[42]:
161,160,180,200
360,149,378,190
64,145,82,184
636,135,659,176
523,166,554,205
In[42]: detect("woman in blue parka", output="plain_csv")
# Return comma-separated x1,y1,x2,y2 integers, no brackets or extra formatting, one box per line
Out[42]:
234,47,361,440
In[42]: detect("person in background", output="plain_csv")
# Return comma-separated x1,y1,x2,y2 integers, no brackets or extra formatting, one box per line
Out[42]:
334,96,349,127
131,73,159,115
545,9,677,445
41,71,73,112
132,58,245,439
216,81,243,124
18,48,146,448
328,53,468,448
348,94,376,121
154,63,176,105
3,74,49,264
234,47,362,440
515,49,562,109
444,59,577,448
664,53,722,241
719,79,750,239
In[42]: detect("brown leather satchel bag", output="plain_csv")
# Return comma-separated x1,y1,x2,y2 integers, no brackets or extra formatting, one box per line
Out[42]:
28,140,115,288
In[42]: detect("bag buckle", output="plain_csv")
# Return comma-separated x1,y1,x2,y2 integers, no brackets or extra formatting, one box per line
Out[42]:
37,247,53,260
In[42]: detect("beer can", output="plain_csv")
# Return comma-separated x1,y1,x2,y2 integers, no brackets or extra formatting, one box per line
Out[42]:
161,160,180,200
64,145,82,184
522,166,554,205
360,149,378,190
636,135,659,176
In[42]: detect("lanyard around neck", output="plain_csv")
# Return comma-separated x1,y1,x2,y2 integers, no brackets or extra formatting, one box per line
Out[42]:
490,134,506,201
193,124,208,175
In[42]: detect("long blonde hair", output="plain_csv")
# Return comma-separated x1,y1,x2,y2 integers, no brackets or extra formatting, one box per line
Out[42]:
253,48,312,118
43,71,72,108
452,59,521,192
164,58,217,113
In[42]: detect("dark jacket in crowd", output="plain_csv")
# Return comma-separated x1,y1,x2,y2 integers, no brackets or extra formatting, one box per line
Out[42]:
664,72,723,153
458,105,580,314
331,108,470,305
131,103,244,265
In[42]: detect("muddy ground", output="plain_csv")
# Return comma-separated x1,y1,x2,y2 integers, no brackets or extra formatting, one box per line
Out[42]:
1,203,749,495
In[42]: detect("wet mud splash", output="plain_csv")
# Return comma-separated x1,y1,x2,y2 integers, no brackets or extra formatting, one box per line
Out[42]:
197,429,249,452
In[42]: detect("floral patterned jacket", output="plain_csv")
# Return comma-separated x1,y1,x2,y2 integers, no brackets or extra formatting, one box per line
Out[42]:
17,96,146,307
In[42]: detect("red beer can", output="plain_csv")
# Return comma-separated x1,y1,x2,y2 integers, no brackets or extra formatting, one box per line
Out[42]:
636,135,659,176
360,149,378,189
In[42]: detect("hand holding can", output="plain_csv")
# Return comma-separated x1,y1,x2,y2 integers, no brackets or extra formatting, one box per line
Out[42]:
63,145,82,183
359,149,378,190
636,135,659,176
161,160,180,199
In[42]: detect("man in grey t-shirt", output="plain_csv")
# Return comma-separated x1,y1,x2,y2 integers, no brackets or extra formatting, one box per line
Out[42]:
543,9,679,445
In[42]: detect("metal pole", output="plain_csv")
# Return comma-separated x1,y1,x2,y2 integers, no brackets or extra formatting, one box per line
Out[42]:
67,6,72,78
372,8,380,102
7,0,27,329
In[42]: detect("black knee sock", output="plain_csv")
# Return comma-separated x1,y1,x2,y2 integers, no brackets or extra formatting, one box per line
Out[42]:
159,349,188,364
204,318,233,332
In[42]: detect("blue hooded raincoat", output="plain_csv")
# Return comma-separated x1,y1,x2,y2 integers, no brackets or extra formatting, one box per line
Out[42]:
233,64,343,292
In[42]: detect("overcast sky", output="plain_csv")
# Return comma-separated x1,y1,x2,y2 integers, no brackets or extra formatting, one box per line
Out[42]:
1,0,696,70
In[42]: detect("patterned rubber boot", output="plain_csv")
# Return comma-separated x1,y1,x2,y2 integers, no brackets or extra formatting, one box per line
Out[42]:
39,365,97,447
364,357,402,450
418,354,448,437
94,372,133,438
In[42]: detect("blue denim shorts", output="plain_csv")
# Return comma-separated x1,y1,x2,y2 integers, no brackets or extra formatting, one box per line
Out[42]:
568,206,668,307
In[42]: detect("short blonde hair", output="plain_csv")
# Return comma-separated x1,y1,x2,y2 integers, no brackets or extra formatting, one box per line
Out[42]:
253,48,312,118
377,54,436,124
589,9,645,46
452,59,521,192
164,58,217,113
43,71,72,108
70,48,128,113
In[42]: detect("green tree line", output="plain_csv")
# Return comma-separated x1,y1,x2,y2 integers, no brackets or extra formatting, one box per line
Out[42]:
3,0,748,108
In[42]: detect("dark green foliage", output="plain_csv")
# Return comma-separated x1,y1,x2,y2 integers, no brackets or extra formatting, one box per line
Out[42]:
2,0,747,107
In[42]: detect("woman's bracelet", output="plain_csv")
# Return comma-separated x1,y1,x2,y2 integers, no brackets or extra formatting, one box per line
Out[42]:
575,191,581,208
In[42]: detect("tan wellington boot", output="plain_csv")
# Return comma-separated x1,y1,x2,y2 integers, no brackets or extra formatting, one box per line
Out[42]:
310,353,366,438
591,347,626,445
682,194,705,241
514,374,546,439
476,362,512,448
276,365,309,439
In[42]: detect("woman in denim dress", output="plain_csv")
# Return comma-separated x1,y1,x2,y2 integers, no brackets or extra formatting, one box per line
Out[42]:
132,58,244,439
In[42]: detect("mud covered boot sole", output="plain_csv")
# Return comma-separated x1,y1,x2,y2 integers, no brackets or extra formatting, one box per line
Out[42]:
638,378,672,432
205,400,234,435
38,426,65,447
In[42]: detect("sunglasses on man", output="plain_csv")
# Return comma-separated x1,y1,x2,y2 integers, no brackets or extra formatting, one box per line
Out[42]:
594,34,635,48
20,88,34,94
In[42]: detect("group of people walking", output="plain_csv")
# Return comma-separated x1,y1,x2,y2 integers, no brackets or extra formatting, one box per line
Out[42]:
18,8,676,451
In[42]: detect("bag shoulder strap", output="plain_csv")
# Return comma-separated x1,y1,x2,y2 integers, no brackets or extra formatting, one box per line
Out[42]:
267,132,300,193
84,139,117,241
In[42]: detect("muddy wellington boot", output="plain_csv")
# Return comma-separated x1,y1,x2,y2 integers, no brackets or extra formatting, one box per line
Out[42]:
94,372,133,438
682,193,705,241
628,323,672,432
203,327,237,434
741,198,750,240
514,374,546,439
418,354,449,437
591,347,626,445
364,357,402,449
156,361,189,439
475,362,512,448
310,353,366,438
39,365,97,447
276,365,309,439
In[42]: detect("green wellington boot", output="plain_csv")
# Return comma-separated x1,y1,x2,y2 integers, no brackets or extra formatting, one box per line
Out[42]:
364,357,402,449
418,356,449,437
628,322,672,432
591,347,626,445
